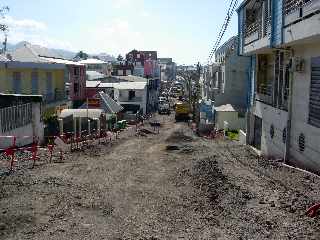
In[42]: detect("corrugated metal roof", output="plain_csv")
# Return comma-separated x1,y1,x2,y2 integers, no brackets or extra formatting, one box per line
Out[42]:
99,92,123,114
60,109,103,119
99,82,117,88
40,57,84,66
86,81,101,88
114,75,148,82
10,43,63,62
86,71,107,80
114,82,147,90
0,54,9,61
215,104,236,112
79,58,107,64
10,45,45,62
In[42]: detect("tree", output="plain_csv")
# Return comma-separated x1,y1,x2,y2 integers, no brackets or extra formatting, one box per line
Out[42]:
117,54,124,62
74,51,89,60
0,6,9,32
0,6,9,53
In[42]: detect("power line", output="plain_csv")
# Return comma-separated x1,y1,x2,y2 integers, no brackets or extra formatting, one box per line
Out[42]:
207,0,239,65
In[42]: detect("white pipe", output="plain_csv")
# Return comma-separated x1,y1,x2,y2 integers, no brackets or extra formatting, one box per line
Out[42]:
73,117,77,138
58,118,64,136
281,163,320,179
79,117,82,138
95,118,101,137
88,119,91,136
284,51,294,163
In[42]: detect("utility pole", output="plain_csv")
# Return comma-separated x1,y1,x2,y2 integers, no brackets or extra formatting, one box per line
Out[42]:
195,62,201,135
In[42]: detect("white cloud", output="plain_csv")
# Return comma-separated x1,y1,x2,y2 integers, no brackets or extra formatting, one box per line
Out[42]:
3,16,47,31
111,0,143,9
1,15,74,51
86,19,145,55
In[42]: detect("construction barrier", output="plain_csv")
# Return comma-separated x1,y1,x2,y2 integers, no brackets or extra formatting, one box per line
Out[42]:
0,123,146,175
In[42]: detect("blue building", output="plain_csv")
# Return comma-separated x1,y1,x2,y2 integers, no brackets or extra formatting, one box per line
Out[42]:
237,0,320,173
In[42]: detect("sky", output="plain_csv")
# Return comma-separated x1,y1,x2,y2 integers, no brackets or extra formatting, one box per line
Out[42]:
1,0,240,65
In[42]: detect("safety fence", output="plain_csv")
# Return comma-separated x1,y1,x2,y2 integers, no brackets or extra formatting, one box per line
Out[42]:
0,124,144,176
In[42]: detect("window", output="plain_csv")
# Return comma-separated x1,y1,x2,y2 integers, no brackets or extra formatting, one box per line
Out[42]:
46,72,53,101
74,83,79,94
74,67,80,76
31,72,39,94
129,90,135,100
309,57,320,128
13,72,21,94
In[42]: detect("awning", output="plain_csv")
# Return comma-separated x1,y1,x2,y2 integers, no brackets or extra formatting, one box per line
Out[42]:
59,109,103,119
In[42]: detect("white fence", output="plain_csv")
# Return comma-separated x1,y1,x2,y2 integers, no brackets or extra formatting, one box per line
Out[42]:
0,104,33,133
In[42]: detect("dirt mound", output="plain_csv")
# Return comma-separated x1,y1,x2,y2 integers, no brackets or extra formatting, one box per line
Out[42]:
192,156,253,205
165,130,194,143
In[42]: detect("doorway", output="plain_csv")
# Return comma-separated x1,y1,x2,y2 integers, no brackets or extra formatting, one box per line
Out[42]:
253,116,262,150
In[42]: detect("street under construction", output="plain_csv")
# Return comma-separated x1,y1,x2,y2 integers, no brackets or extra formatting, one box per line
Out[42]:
1,115,320,239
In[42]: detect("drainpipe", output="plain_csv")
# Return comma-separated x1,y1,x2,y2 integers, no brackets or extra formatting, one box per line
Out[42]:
284,50,294,164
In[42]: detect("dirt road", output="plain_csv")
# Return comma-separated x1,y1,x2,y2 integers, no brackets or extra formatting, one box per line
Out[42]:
1,115,320,239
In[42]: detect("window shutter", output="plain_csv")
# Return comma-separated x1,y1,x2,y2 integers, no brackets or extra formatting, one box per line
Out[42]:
309,57,320,128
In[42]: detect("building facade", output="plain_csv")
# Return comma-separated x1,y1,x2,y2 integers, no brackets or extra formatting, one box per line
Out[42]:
0,58,68,117
214,36,251,111
0,94,43,149
238,0,320,172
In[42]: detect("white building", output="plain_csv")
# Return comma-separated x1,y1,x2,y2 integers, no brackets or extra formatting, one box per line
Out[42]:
0,94,44,149
113,82,148,114
238,0,320,173
79,58,112,76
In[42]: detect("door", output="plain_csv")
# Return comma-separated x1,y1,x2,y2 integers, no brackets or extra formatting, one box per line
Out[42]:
253,116,262,150
31,72,38,94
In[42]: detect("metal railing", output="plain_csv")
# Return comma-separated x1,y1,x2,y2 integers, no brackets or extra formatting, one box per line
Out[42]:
258,83,273,96
245,20,261,38
0,103,32,133
283,0,313,15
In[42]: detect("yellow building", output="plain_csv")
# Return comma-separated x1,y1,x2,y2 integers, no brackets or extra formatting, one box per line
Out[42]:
0,59,69,117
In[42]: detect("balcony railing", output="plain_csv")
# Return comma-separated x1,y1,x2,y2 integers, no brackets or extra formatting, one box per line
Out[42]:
245,21,261,38
284,0,313,15
256,83,273,104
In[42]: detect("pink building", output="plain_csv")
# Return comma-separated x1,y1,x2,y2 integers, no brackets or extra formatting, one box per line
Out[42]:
68,64,86,103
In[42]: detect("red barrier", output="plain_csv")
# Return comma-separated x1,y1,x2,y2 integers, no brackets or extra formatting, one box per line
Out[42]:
307,203,320,218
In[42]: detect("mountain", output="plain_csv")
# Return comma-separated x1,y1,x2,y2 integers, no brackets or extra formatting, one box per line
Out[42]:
6,41,116,61
92,53,116,62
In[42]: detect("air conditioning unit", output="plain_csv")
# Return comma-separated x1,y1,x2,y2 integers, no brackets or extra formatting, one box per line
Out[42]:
293,57,305,73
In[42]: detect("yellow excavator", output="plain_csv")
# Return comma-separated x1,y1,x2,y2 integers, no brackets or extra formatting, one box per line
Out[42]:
175,101,191,121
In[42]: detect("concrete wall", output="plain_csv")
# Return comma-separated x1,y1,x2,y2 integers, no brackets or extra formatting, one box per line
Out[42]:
114,88,148,114
0,102,44,149
215,111,246,131
288,42,320,172
283,12,320,46
214,52,251,110
253,101,288,158
244,37,270,55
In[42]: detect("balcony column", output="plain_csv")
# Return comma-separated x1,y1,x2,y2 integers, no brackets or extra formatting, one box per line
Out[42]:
262,0,266,37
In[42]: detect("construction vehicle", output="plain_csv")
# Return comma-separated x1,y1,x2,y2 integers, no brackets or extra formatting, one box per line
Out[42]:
158,101,171,115
175,101,191,121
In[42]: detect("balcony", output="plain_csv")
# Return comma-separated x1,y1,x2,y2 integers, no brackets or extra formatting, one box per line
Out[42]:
242,0,271,54
283,0,320,44
256,83,273,105
284,0,320,26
